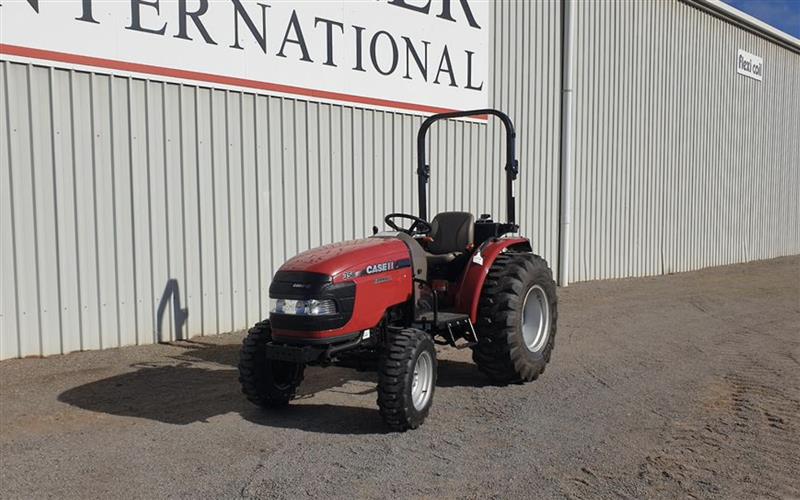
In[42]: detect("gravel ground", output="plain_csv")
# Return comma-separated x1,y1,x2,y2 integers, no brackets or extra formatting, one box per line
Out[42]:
1,256,798,499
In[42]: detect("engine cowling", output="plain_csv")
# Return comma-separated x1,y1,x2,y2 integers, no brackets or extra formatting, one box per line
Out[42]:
269,237,413,344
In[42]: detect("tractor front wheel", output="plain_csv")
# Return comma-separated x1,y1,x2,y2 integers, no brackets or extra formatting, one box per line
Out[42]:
238,321,305,407
377,328,437,431
472,253,558,384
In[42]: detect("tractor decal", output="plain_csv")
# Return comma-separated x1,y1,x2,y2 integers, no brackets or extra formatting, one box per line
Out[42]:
365,259,411,275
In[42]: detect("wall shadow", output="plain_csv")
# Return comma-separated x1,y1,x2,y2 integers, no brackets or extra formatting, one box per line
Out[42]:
57,341,490,434
156,279,188,342
170,338,241,367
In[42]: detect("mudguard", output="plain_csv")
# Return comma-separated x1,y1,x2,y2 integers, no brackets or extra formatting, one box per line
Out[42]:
455,237,533,322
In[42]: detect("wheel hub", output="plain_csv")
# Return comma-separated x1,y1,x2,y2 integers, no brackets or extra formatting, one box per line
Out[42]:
521,284,551,353
411,351,434,411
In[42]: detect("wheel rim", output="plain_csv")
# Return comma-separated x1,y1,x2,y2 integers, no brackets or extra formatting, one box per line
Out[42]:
521,284,551,353
411,351,434,411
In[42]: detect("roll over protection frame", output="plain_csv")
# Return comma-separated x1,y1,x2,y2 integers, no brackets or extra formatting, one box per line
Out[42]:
416,109,519,224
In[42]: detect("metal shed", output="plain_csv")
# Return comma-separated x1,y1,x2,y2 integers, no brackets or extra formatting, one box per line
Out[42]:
1,0,798,359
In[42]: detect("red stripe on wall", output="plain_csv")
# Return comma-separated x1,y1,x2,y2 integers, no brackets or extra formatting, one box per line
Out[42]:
0,43,463,115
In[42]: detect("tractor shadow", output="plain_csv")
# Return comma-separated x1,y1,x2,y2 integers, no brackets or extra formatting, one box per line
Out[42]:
57,340,489,435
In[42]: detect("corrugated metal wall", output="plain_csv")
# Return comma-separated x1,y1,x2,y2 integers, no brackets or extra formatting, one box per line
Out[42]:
568,0,800,282
3,0,799,359
0,1,562,358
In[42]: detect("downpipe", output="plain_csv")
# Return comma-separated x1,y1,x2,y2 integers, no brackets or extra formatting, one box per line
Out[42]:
558,0,575,287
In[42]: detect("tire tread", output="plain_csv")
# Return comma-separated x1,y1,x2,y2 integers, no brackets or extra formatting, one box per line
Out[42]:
377,328,436,431
238,321,304,408
472,253,558,384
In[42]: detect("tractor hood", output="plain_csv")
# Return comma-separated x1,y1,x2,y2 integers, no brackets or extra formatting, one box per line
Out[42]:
278,237,410,281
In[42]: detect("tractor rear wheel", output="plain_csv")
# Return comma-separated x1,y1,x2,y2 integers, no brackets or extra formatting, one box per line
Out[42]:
238,320,305,407
472,253,557,384
377,328,437,431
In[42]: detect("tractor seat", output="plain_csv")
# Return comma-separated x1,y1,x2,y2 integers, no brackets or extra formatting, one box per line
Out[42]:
425,212,475,266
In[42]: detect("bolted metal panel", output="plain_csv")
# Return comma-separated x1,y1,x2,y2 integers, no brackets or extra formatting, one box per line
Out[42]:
568,0,800,283
0,2,562,358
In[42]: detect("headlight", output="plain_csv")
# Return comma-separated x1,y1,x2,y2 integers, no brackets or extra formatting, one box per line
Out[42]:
270,298,337,316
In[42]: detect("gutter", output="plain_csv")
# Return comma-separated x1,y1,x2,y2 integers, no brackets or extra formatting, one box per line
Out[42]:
558,0,575,287
682,0,800,55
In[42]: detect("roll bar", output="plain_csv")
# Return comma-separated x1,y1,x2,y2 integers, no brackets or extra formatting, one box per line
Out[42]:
416,108,519,224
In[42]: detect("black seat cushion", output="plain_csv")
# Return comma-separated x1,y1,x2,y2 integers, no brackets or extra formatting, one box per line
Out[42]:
427,212,475,255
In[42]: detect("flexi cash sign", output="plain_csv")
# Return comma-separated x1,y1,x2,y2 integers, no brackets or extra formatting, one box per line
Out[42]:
0,0,489,113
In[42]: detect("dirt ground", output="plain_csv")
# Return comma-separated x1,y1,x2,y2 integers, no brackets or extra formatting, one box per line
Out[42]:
1,256,798,499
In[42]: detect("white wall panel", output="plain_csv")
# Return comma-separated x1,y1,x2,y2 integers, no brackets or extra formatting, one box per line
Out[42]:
568,0,800,282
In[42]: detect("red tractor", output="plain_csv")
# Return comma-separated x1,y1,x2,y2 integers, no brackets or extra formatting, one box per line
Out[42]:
239,109,557,431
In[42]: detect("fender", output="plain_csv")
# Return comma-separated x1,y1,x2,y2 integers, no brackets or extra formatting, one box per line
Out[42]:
455,237,533,322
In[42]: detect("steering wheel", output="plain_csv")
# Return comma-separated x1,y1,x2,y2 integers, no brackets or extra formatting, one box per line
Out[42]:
384,213,432,236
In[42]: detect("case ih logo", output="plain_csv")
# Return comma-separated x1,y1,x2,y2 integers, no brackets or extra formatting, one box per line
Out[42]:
360,259,411,277
366,261,396,275
337,259,410,280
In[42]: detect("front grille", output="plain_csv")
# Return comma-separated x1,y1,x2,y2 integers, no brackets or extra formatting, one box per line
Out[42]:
269,271,356,331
